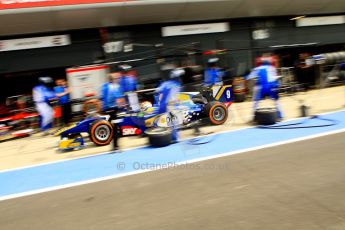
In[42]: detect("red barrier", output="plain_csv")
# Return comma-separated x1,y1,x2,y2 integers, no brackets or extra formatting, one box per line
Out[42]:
0,0,132,10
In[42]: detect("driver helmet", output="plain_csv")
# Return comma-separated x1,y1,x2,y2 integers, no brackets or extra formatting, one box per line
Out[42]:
140,101,153,111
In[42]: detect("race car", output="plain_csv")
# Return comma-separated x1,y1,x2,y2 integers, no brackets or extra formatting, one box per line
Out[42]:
0,98,39,142
55,85,233,150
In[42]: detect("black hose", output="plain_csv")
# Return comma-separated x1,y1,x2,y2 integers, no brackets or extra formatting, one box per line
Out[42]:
186,134,217,145
185,118,217,145
186,115,339,146
257,115,339,129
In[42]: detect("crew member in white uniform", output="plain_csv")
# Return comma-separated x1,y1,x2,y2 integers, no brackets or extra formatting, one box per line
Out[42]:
33,77,56,133
246,58,284,120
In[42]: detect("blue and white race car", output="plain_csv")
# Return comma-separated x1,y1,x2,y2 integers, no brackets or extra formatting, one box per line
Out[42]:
54,85,233,150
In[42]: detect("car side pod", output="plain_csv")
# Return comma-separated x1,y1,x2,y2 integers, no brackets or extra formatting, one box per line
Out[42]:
145,127,172,147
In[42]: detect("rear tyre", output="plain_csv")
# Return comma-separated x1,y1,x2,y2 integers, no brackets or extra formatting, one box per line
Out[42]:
83,99,102,115
255,108,278,125
89,120,113,146
204,101,228,125
145,127,172,147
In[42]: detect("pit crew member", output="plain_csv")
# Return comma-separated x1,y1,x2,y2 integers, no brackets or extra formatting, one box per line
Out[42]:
118,65,139,111
101,72,125,111
32,77,56,134
101,72,126,152
54,79,71,125
204,58,225,97
246,58,284,120
156,68,184,142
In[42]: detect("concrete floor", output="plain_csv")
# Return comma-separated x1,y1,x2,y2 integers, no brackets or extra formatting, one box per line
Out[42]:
0,85,344,170
1,132,345,230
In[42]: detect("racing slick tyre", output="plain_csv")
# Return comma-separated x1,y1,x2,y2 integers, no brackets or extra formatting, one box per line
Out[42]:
254,108,278,125
145,127,172,147
83,99,102,115
89,120,113,146
204,101,228,125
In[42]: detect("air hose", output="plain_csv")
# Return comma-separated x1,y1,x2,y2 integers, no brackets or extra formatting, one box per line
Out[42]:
257,115,339,129
186,133,217,145
185,114,339,146
185,106,234,145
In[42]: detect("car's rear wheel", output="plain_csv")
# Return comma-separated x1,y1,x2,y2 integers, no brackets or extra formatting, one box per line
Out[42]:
204,101,228,125
83,99,102,115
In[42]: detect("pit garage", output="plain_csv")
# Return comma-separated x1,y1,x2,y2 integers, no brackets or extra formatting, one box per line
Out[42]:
1,0,345,230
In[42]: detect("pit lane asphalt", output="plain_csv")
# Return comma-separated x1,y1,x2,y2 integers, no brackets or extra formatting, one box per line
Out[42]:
1,131,345,230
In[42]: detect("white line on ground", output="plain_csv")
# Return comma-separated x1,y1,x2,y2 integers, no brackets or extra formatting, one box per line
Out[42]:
1,127,345,202
1,108,344,174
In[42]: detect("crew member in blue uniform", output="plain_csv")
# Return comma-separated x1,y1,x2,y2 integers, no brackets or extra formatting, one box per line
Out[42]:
101,72,125,152
156,68,184,142
32,77,56,134
204,58,225,97
118,65,137,94
101,72,125,112
54,79,71,125
118,65,140,111
246,58,284,120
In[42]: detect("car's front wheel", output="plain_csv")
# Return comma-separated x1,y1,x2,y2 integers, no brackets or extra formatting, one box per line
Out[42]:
145,127,172,147
89,120,113,146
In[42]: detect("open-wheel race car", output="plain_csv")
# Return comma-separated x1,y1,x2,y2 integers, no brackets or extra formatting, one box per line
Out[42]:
54,85,233,150
0,95,39,142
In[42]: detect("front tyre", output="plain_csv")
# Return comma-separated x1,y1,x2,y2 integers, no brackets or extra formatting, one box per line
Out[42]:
254,108,278,125
145,127,172,147
89,120,113,146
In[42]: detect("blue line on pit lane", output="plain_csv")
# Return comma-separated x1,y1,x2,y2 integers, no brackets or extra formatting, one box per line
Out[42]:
1,110,345,198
